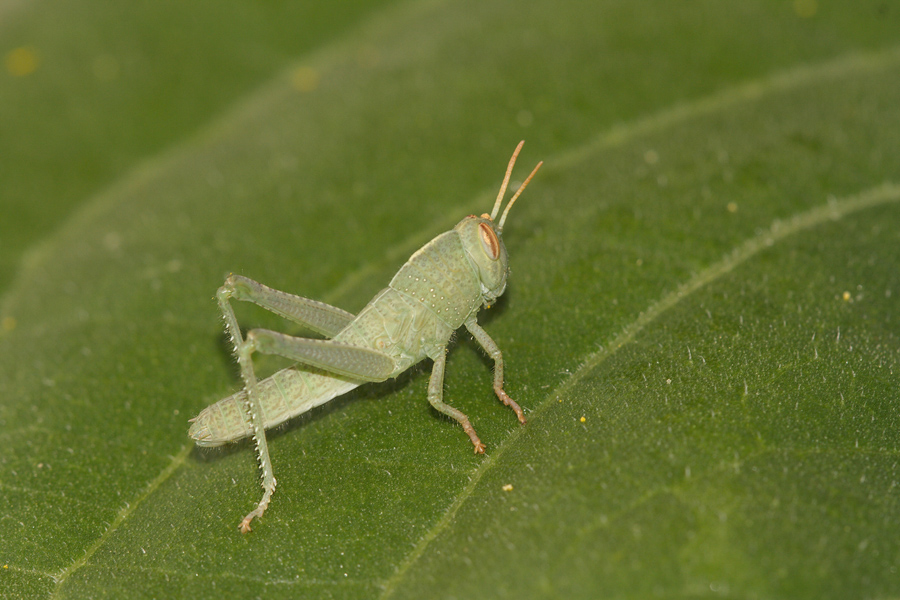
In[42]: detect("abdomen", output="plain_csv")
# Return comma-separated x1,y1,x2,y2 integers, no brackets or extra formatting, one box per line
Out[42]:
189,366,359,446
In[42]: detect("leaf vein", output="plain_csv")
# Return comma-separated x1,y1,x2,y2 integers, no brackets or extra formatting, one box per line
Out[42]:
50,445,192,597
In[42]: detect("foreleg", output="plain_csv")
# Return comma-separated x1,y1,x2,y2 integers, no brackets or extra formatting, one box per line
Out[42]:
465,319,526,424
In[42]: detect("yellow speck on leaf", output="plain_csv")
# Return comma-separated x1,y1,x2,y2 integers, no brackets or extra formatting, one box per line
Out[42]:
580,416,586,423
5,46,40,77
842,291,851,302
291,66,320,93
502,484,513,492
793,0,817,19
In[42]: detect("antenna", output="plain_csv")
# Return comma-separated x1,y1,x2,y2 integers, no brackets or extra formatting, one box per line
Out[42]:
498,160,542,231
489,141,525,221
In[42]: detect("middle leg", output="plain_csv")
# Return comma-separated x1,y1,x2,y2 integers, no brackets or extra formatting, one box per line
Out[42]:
426,350,485,453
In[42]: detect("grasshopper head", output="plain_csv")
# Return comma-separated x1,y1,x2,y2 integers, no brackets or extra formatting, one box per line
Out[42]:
456,141,542,308
456,215,510,306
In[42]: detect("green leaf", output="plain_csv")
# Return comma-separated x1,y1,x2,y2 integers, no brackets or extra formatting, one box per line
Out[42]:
2,1,899,598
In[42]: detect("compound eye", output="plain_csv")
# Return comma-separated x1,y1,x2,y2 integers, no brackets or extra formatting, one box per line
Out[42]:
479,223,500,260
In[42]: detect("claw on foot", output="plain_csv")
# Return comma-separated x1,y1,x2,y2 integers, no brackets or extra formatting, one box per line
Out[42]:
239,517,253,534
239,508,262,533
461,419,486,454
239,503,267,534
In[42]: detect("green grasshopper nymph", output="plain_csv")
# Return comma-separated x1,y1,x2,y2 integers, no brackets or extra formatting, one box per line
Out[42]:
189,141,542,532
